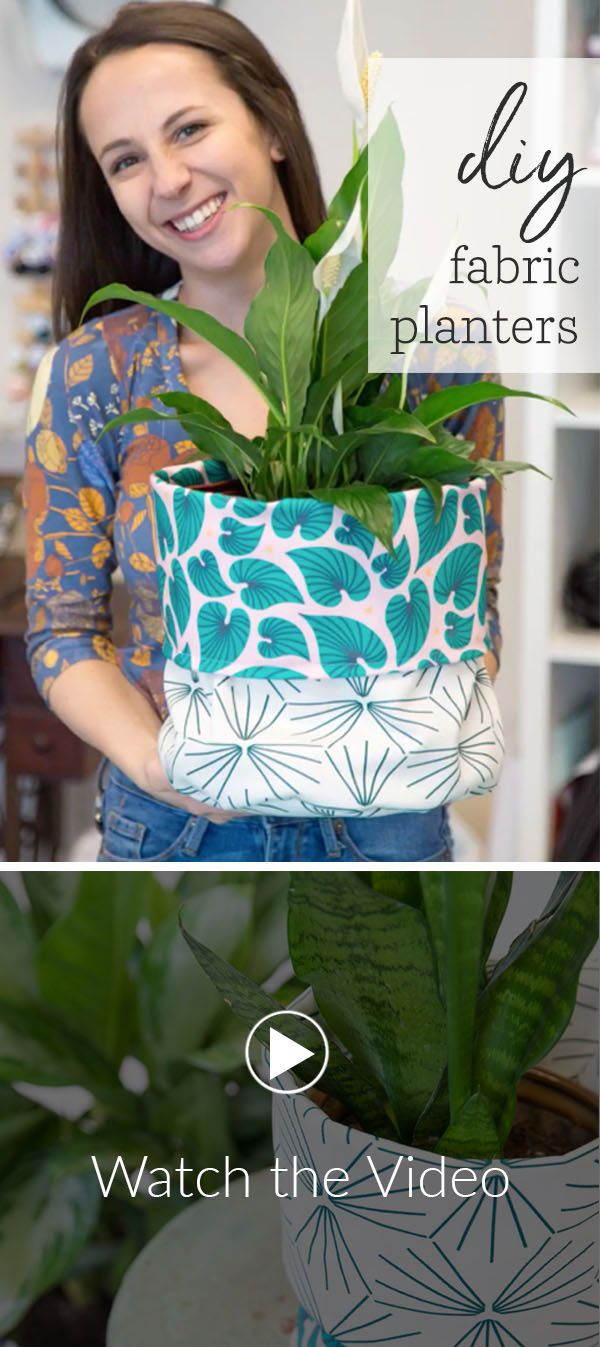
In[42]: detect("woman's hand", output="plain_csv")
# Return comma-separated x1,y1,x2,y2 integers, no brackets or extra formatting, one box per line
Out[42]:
142,745,239,823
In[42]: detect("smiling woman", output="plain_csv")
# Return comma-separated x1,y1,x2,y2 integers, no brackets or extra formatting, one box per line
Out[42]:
23,1,505,862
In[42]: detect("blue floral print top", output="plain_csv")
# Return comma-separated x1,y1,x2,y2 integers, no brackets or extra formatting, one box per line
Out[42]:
24,302,504,717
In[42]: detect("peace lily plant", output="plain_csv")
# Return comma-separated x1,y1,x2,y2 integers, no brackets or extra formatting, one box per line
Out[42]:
81,1,570,556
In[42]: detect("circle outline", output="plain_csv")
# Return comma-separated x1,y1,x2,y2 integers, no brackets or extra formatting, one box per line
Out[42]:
244,1010,330,1096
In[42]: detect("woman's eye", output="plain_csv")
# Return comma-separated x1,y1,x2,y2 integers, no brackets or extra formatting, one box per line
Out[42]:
175,122,206,141
110,154,139,176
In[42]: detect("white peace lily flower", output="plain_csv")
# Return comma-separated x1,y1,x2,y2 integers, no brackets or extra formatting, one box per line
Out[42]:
332,378,344,434
313,194,363,322
337,0,383,151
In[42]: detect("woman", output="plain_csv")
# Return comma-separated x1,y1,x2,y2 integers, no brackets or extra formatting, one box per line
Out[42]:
24,1,504,863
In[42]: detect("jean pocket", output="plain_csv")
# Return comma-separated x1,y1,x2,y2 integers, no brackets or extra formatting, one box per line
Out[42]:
99,782,209,861
337,809,452,863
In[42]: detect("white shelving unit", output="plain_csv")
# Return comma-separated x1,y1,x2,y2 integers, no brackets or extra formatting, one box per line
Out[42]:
517,0,600,860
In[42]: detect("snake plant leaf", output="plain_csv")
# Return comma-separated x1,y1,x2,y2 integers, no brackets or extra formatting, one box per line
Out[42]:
288,872,447,1139
474,871,598,1146
436,1091,502,1161
241,204,318,430
481,872,514,966
420,873,490,1123
370,874,423,907
179,914,391,1137
412,379,574,428
80,283,284,422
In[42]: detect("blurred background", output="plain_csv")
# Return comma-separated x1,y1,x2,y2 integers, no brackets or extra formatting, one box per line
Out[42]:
0,0,598,861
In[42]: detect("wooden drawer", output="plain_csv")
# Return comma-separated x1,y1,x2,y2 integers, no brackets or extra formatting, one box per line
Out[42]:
6,706,100,780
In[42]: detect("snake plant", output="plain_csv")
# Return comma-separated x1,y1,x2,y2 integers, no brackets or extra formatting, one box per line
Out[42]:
181,871,598,1158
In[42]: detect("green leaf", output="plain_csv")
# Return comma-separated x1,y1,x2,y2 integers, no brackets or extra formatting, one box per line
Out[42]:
318,262,368,380
481,872,514,965
0,999,123,1102
21,873,78,938
0,884,36,1004
436,1092,501,1161
412,380,574,428
0,1087,49,1181
304,144,369,263
80,283,284,422
420,874,489,1122
310,484,394,554
0,1159,100,1334
37,873,147,1064
288,872,447,1139
304,346,369,424
365,107,405,285
370,875,423,907
137,887,254,1086
474,871,598,1147
179,914,391,1136
242,204,318,429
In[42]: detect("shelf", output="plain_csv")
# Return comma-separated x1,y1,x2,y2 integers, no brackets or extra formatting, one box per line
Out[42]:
555,387,600,430
549,628,600,666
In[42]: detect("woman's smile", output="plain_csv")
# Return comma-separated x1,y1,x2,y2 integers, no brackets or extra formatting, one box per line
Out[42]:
162,191,228,241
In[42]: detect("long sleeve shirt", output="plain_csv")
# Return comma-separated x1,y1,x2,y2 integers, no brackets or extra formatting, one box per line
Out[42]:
24,302,504,718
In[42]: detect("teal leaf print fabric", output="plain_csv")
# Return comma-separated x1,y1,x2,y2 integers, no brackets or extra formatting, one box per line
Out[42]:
229,558,303,609
197,603,250,672
23,301,504,713
288,547,370,606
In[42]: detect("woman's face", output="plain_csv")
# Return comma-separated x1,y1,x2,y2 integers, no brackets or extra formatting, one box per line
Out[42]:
80,43,291,276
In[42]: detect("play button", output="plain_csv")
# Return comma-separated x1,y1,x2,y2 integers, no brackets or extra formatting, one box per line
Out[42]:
245,1010,330,1095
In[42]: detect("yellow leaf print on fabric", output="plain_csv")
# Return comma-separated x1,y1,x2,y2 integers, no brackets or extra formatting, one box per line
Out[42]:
26,346,57,435
67,355,94,387
91,539,111,568
64,508,91,532
79,487,105,521
55,541,72,559
92,635,117,662
131,646,151,666
129,482,148,497
33,537,44,565
41,398,53,429
36,429,67,474
43,649,59,668
141,613,164,642
131,509,146,532
129,552,156,573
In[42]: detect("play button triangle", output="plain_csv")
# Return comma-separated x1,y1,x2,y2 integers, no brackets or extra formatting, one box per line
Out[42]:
269,1027,315,1081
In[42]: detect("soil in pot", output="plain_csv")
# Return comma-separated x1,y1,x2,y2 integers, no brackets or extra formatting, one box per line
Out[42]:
9,1289,111,1347
313,1068,598,1159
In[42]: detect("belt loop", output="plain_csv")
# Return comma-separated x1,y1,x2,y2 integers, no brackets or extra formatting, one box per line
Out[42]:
319,817,343,859
181,814,211,855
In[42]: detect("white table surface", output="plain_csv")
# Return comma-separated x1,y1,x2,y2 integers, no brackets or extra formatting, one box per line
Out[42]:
107,1171,297,1347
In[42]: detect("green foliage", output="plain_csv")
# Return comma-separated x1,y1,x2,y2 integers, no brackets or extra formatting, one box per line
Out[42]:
0,873,289,1335
183,872,598,1161
81,108,570,553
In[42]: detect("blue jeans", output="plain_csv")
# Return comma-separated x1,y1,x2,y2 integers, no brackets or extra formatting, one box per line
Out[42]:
97,765,453,863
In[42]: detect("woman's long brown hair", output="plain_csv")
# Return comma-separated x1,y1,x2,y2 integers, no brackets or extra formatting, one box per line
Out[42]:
53,1,326,339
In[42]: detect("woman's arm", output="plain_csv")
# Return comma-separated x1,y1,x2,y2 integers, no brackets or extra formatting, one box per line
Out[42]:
24,337,233,820
47,662,232,819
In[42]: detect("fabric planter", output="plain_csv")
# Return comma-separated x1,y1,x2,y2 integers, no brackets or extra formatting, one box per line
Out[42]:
151,460,504,816
275,1091,598,1347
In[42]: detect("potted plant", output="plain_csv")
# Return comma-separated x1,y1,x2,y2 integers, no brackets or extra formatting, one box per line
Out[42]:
80,1,572,817
181,870,598,1347
0,870,288,1345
